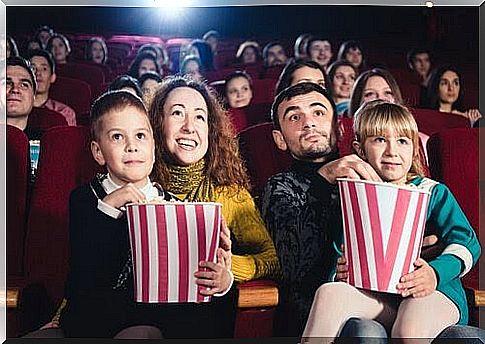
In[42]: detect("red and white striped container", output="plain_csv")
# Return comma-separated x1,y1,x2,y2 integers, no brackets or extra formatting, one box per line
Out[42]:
126,202,221,303
337,178,430,293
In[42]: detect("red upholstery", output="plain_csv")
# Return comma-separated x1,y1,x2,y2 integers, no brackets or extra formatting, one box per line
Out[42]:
27,107,68,135
56,62,105,98
260,65,284,80
23,126,104,313
234,309,275,338
238,122,292,197
6,125,31,276
410,107,470,136
50,76,92,115
426,128,480,292
252,79,277,105
227,108,249,134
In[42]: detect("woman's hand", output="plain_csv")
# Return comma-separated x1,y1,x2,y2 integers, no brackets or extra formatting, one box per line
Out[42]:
194,248,232,296
219,217,231,252
396,258,437,298
335,255,349,282
465,109,482,126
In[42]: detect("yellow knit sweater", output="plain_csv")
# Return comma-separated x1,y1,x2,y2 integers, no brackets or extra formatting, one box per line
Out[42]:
174,186,280,282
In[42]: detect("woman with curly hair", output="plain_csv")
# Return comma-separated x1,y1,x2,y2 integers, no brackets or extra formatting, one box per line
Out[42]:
148,75,279,337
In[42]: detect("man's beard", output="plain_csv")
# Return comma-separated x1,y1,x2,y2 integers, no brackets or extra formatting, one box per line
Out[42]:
293,131,337,162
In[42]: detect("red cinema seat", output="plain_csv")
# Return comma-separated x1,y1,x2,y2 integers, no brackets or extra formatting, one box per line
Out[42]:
227,107,249,134
238,122,292,197
260,65,284,80
410,107,470,136
6,125,31,276
56,62,105,99
11,126,104,333
251,79,277,105
50,76,92,115
27,107,68,137
426,127,482,324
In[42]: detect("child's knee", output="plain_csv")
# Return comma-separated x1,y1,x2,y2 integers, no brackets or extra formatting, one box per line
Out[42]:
391,319,431,339
313,282,353,308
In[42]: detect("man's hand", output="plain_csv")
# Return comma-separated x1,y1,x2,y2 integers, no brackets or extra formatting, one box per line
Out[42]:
317,154,382,184
102,183,146,209
396,258,437,298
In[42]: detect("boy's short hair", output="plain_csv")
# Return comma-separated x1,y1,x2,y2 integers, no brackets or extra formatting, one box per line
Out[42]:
90,90,148,141
353,100,424,178
27,48,56,74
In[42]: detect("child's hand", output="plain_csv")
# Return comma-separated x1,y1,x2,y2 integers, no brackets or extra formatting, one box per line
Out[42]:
396,258,437,298
317,154,383,184
195,249,232,296
335,255,349,282
219,217,232,252
102,183,146,209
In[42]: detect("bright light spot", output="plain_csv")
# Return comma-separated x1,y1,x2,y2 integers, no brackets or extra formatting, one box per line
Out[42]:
154,0,190,7
425,1,434,7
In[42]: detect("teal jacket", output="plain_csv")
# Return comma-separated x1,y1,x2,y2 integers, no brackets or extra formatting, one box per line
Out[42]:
411,177,481,325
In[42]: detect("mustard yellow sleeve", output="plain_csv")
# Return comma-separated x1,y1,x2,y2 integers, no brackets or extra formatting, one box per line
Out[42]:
216,187,281,282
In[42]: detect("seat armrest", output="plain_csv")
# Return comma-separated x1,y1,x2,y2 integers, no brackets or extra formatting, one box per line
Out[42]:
474,289,485,307
237,279,278,308
0,288,20,309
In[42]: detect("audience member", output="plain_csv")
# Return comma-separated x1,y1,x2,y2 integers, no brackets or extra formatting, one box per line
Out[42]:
294,33,311,60
148,75,280,336
138,71,163,106
424,64,482,125
28,49,76,126
34,25,54,49
46,33,71,65
223,71,253,109
85,37,108,64
26,38,43,53
327,60,357,117
302,100,481,343
337,40,365,72
236,41,261,65
275,59,329,95
202,30,220,54
127,51,161,80
263,42,288,68
306,36,333,71
407,47,432,86
179,55,204,82
108,75,143,98
138,43,170,73
187,39,215,72
6,35,19,58
6,56,37,133
348,68,403,117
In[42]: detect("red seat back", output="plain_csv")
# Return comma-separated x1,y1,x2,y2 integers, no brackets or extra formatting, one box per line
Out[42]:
56,62,105,98
24,126,105,306
27,107,68,135
410,107,470,136
426,127,480,289
238,122,292,196
6,125,31,276
50,76,92,115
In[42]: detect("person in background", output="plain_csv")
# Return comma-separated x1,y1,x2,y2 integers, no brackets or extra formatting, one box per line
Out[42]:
138,43,171,74
127,52,161,80
46,33,71,65
34,25,54,49
348,68,403,117
187,39,215,72
306,36,333,72
407,47,432,87
327,60,357,117
6,35,19,58
262,42,288,68
202,30,220,55
275,59,329,96
138,71,163,106
294,33,312,60
179,55,204,82
337,40,365,73
235,41,261,65
424,64,482,126
223,71,253,109
28,49,77,126
85,37,108,65
108,75,143,99
26,38,43,53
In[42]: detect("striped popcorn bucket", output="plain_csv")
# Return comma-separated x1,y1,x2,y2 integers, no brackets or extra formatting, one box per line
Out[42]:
126,202,221,303
337,178,431,293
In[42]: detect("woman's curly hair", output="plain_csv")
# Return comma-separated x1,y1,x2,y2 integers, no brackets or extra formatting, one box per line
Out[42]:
148,75,250,190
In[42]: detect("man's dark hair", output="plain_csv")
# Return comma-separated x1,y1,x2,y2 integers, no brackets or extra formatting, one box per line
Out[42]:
90,90,147,141
262,42,285,62
406,47,432,68
108,75,143,98
27,49,56,74
271,82,337,131
305,36,332,57
7,56,37,93
138,71,163,86
275,58,330,96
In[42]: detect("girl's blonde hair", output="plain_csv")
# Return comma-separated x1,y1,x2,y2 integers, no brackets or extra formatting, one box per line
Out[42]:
352,100,425,180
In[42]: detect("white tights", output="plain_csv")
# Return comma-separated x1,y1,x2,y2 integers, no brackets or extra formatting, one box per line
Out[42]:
302,282,459,344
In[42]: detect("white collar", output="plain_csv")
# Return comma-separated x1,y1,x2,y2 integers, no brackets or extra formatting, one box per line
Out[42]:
102,174,159,200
